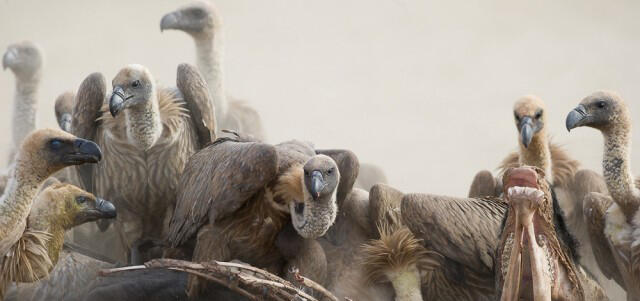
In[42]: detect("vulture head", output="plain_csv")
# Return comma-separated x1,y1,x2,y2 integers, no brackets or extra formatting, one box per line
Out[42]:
54,91,74,132
160,1,219,38
2,41,43,80
109,64,156,117
17,129,102,178
292,155,340,238
513,95,546,148
31,183,116,230
566,91,630,133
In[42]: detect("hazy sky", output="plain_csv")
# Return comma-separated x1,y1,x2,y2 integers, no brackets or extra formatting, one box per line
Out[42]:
1,0,639,196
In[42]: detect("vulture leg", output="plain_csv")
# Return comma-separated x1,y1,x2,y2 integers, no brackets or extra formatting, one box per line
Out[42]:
468,170,502,198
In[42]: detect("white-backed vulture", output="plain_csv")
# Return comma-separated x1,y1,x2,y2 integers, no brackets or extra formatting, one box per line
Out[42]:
71,63,215,264
165,134,358,297
0,129,102,298
468,95,622,296
160,1,266,140
566,91,640,300
2,41,43,163
496,166,607,300
54,91,75,133
1,184,116,300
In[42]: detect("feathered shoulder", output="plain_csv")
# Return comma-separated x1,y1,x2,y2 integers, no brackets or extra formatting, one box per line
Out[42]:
0,230,53,291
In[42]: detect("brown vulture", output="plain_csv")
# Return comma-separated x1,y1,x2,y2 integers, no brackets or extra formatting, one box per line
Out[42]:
2,184,116,300
566,91,640,300
165,134,359,297
71,63,215,264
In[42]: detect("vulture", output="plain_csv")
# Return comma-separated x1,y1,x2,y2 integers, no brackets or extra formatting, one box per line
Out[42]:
54,91,75,133
496,166,607,300
1,184,116,300
0,129,102,298
165,134,359,297
2,41,43,163
468,95,621,296
160,1,266,140
71,63,215,264
361,184,497,301
566,91,640,300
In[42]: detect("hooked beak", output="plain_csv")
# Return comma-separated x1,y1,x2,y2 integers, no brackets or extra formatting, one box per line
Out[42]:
160,11,181,32
2,49,14,70
60,113,72,132
566,105,589,132
310,171,326,201
519,117,534,148
96,198,117,219
65,138,102,165
109,86,126,117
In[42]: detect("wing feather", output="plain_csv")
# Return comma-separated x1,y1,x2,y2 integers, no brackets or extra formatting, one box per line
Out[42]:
71,73,107,192
166,140,278,247
176,64,216,147
402,194,507,274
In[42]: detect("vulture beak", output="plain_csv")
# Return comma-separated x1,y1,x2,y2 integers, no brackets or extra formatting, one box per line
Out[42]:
501,168,551,301
96,198,117,218
65,138,102,164
2,49,14,70
109,86,127,117
565,105,589,132
310,170,326,201
519,117,535,148
60,113,72,132
160,11,181,32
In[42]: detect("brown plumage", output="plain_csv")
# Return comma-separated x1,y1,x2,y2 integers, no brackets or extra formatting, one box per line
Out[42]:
498,143,579,188
166,135,358,297
71,63,215,264
566,91,640,300
1,183,114,299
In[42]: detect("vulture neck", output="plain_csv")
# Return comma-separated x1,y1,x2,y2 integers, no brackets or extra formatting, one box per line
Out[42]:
519,131,553,184
0,159,47,254
27,210,67,266
124,93,163,150
194,31,227,126
12,73,40,155
386,265,423,301
602,125,639,217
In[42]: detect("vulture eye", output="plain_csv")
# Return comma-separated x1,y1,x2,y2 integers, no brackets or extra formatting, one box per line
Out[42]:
304,170,310,176
597,101,607,108
132,80,141,88
49,139,63,150
514,113,520,122
327,168,334,175
76,196,87,204
535,110,543,119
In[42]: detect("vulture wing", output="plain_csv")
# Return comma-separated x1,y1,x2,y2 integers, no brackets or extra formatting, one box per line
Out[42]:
166,139,279,247
402,194,507,274
71,73,107,191
583,192,625,288
176,64,217,147
369,183,404,235
315,149,359,204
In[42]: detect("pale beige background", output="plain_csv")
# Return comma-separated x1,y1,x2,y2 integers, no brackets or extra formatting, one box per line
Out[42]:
0,0,638,196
